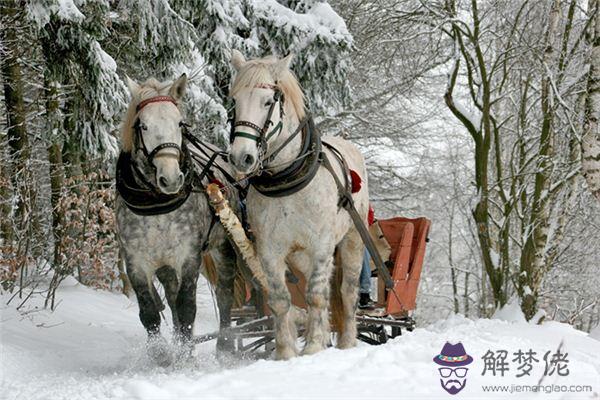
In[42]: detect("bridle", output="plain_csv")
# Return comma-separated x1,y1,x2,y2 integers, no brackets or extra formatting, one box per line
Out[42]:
133,95,185,165
229,83,285,165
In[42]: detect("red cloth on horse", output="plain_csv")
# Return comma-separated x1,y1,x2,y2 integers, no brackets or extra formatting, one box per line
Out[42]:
210,178,225,189
368,205,375,226
350,169,362,193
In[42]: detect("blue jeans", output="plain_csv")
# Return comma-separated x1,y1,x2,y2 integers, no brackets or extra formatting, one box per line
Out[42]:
359,248,371,294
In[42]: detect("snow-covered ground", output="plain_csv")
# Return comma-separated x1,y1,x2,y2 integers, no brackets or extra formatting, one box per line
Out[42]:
1,277,599,400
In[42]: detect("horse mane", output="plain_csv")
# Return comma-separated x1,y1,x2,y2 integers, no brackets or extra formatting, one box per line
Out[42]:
120,78,174,152
230,56,306,120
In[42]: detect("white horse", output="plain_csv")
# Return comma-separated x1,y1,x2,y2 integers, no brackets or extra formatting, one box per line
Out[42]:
228,50,369,359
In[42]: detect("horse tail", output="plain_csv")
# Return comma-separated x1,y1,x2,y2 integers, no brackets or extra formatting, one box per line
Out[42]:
202,253,218,285
330,248,344,333
203,253,247,308
151,282,165,311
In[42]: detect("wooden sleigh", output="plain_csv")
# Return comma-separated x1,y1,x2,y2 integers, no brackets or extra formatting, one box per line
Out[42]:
196,215,431,353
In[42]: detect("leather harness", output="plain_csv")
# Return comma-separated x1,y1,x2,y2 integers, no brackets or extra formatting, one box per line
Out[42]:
230,84,397,291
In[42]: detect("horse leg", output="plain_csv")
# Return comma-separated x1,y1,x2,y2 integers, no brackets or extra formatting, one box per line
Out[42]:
302,253,334,355
210,240,237,352
335,228,363,349
127,266,162,336
155,265,180,331
175,258,201,343
264,256,297,360
127,264,172,365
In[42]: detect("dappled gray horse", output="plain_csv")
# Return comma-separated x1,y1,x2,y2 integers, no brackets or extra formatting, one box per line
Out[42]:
115,74,237,363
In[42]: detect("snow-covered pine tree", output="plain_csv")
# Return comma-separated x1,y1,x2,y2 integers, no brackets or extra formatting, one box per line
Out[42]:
107,0,226,144
174,0,353,142
251,1,352,115
28,0,126,161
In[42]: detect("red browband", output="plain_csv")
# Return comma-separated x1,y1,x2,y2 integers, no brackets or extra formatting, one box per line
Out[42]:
255,83,278,90
136,96,177,112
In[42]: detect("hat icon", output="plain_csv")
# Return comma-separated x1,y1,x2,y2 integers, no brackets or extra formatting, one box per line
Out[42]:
433,342,473,367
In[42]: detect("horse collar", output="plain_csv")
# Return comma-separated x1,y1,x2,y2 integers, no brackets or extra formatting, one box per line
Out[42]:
116,144,194,216
249,116,322,197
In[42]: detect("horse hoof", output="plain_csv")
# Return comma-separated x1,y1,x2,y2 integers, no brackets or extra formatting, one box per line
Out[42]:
336,337,357,350
147,336,173,367
217,335,236,353
275,347,297,360
302,342,325,356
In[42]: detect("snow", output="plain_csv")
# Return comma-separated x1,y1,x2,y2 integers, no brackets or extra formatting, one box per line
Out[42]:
308,3,349,34
453,100,482,129
492,298,527,323
27,0,85,27
56,0,85,22
591,325,600,341
254,1,352,47
489,248,500,269
93,42,118,72
2,280,599,399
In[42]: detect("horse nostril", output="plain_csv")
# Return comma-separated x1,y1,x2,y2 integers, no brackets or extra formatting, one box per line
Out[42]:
158,176,168,188
243,154,255,167
177,172,184,186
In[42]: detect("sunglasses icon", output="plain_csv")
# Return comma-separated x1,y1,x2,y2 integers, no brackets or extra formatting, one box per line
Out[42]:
438,367,468,378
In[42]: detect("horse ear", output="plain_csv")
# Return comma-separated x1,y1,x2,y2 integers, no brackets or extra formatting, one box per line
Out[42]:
273,53,294,78
169,73,187,101
125,76,140,96
231,49,246,71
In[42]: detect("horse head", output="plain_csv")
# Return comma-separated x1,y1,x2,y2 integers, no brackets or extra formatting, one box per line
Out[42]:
228,50,305,176
123,74,187,194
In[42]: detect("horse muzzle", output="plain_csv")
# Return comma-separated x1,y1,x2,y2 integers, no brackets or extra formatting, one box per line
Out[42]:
155,161,184,194
229,151,258,176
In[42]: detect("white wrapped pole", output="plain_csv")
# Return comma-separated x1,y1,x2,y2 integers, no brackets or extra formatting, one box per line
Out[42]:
206,184,269,292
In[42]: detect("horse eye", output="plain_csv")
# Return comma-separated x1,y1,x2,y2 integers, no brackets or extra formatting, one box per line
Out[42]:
139,123,147,131
265,100,274,107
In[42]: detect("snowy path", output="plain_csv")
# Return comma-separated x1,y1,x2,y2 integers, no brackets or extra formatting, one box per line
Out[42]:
1,278,599,400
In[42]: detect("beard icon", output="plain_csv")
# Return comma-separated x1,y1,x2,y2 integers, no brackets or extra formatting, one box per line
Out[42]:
440,377,467,395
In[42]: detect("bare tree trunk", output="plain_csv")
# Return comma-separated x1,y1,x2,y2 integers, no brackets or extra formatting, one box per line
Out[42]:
448,202,460,313
0,0,30,242
48,143,63,267
0,150,12,242
463,271,470,317
582,0,600,201
518,0,561,320
444,0,506,309
45,77,65,270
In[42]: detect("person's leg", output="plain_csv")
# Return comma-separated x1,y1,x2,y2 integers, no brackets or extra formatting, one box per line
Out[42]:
358,248,375,308
359,247,371,294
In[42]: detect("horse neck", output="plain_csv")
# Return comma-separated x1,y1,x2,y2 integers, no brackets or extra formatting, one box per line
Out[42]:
264,112,303,174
